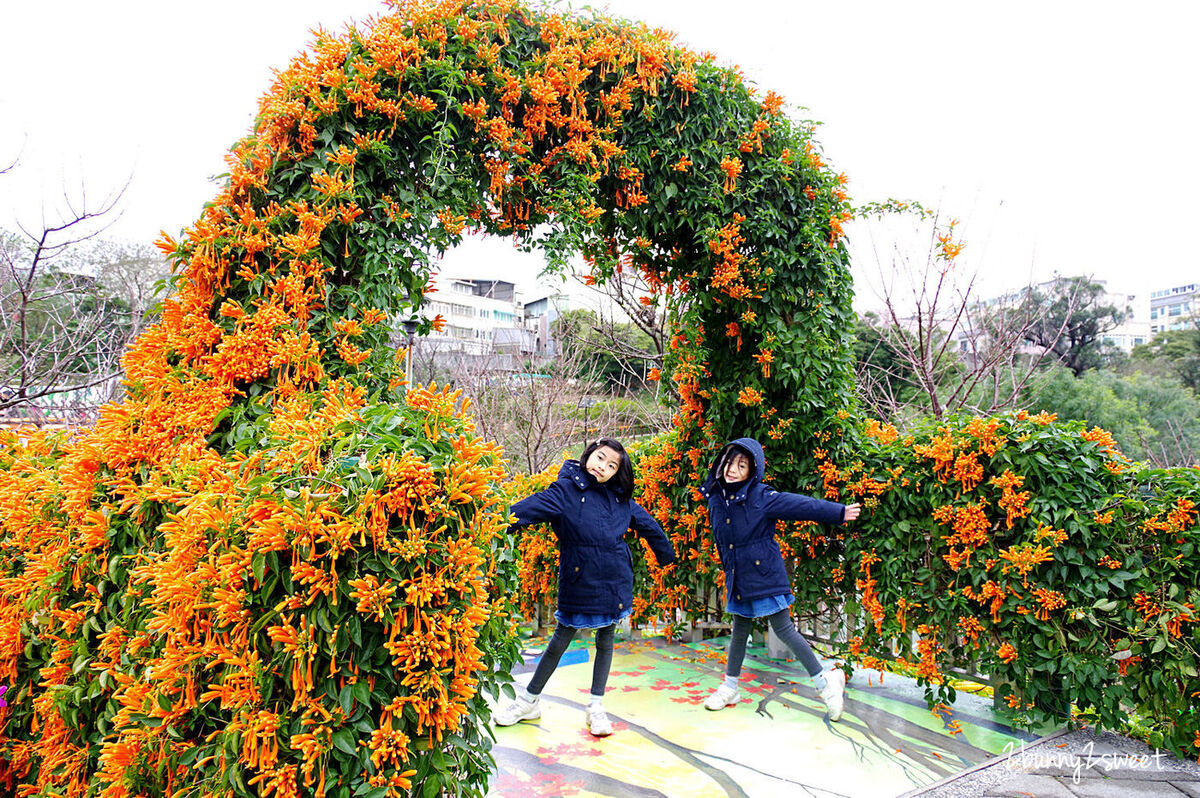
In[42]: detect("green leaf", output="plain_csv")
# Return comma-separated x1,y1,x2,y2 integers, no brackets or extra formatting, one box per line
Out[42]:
332,728,357,755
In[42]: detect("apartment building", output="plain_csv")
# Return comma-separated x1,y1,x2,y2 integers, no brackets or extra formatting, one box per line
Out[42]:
1149,283,1199,334
1102,290,1150,351
423,276,525,355
413,274,576,368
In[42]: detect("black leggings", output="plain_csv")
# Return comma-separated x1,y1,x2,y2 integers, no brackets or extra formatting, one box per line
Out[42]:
527,623,616,698
726,609,823,678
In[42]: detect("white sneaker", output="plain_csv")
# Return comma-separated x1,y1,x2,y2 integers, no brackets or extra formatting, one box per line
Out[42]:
586,706,613,736
704,683,740,711
494,696,540,726
819,668,846,721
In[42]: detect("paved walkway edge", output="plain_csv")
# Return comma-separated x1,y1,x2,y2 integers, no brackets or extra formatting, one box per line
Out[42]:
897,727,1071,797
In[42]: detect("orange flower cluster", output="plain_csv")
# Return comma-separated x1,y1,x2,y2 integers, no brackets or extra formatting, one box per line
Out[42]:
0,376,512,796
1081,426,1124,458
998,543,1054,587
1031,587,1066,621
708,214,757,301
935,220,965,261
857,550,886,634
961,581,1007,623
737,387,763,406
953,451,984,492
957,615,984,646
1134,593,1197,639
990,469,1031,529
934,502,990,571
862,419,899,444
913,625,945,684
719,156,743,192
752,348,774,378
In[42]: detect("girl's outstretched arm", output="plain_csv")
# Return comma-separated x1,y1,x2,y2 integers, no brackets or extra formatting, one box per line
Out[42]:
761,488,846,525
630,501,677,566
510,482,566,529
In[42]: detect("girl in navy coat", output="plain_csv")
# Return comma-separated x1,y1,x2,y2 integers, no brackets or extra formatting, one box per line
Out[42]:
700,437,861,720
495,437,677,736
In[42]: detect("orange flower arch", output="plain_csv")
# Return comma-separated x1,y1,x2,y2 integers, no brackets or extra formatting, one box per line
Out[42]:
0,1,858,795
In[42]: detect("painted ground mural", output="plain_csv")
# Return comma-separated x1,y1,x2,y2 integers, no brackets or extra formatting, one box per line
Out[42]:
488,634,1041,798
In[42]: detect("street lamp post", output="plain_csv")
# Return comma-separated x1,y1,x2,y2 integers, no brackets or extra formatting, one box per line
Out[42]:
401,318,420,386
578,397,597,448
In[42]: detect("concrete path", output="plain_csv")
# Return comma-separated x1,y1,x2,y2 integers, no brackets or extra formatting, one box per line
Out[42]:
905,728,1200,798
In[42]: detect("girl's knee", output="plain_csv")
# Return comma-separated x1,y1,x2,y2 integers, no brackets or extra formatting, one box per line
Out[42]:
594,625,616,650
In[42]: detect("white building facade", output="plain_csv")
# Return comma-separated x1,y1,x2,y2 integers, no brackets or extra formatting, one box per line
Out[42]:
1149,283,1200,334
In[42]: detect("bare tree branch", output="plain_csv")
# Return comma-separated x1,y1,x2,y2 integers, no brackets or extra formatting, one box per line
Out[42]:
854,209,1077,421
1,174,167,413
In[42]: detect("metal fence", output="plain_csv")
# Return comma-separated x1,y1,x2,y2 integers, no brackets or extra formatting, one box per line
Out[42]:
0,404,100,430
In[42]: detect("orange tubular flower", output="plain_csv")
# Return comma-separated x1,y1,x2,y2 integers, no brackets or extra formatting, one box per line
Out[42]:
752,349,774,378
737,387,763,406
719,156,742,193
998,543,1054,587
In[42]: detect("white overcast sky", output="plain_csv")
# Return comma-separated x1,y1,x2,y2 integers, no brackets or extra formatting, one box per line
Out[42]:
2,0,1197,305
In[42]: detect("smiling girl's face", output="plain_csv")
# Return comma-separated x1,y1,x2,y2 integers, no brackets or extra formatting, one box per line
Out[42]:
585,445,621,483
723,451,751,483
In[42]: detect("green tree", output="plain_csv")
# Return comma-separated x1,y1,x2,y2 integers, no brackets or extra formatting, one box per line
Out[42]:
1130,327,1200,391
1028,367,1200,466
1021,275,1125,376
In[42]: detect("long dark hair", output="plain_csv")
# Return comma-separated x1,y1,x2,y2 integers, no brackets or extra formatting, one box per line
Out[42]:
579,437,635,499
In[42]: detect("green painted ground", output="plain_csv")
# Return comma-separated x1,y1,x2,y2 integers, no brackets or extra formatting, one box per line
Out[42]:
487,633,1051,798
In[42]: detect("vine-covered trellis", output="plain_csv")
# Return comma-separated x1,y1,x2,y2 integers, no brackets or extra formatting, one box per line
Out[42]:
0,1,856,795
1,4,1196,798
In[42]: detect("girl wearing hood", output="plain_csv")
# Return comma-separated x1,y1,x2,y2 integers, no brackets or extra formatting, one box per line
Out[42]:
494,437,677,736
700,437,861,721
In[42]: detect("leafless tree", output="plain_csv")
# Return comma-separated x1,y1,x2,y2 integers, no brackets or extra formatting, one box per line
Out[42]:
568,265,674,395
854,209,1078,422
1147,417,1199,468
0,172,168,412
419,332,668,473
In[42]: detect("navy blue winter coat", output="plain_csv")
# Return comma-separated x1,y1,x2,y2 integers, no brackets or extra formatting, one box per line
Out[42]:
700,438,846,604
510,460,676,617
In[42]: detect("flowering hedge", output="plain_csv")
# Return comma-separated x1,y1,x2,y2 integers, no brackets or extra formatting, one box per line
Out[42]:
0,387,522,797
813,412,1200,757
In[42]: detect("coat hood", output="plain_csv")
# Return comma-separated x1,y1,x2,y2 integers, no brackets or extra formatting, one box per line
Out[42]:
702,437,766,498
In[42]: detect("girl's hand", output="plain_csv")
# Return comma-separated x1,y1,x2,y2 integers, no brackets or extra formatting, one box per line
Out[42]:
843,503,862,522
